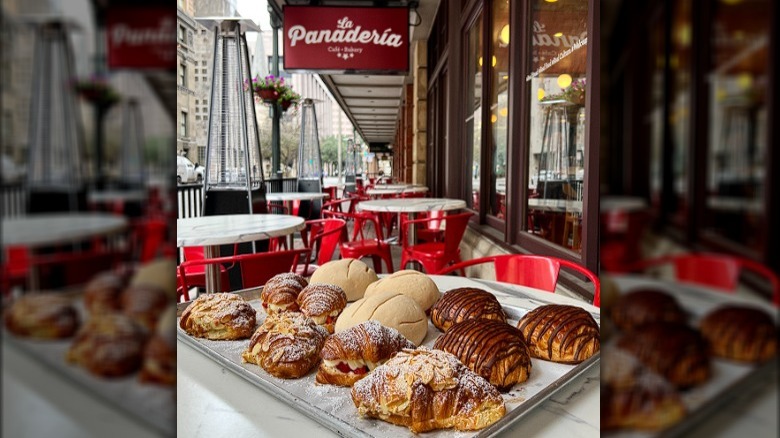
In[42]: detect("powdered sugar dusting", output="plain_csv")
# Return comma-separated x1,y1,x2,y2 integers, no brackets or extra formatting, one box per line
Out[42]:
298,283,347,317
320,320,414,362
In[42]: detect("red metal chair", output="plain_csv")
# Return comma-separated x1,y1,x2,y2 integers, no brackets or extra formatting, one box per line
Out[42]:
2,246,31,295
400,212,473,274
131,217,169,262
178,248,310,297
408,210,445,244
438,254,601,307
295,218,346,276
628,252,779,307
323,209,394,273
177,245,233,301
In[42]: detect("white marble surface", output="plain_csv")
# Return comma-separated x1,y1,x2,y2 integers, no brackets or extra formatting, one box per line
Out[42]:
1,213,128,248
265,192,330,202
528,198,583,213
366,186,428,196
600,196,648,212
177,276,600,438
373,183,427,190
87,190,147,203
358,197,466,213
177,214,305,247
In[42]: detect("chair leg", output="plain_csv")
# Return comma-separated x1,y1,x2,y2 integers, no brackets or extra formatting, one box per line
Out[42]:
371,255,383,273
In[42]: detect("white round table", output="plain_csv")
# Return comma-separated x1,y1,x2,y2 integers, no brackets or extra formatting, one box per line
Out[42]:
87,190,147,204
265,192,329,216
357,198,466,245
365,186,428,197
177,214,305,293
372,183,426,190
600,196,648,212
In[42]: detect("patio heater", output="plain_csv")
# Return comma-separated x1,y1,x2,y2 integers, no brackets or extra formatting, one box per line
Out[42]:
118,98,145,189
297,98,323,218
537,101,582,199
198,18,266,218
344,138,357,193
26,20,86,213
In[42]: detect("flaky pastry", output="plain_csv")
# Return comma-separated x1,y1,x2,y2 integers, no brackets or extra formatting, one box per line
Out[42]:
297,283,347,333
260,273,308,314
516,304,600,364
179,293,256,340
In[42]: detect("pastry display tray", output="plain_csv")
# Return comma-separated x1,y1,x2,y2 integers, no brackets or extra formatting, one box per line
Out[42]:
177,286,600,438
2,293,175,437
605,276,779,438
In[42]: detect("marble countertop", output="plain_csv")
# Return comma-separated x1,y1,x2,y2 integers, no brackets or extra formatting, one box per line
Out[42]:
1,213,128,247
265,192,330,202
358,197,466,213
177,214,305,247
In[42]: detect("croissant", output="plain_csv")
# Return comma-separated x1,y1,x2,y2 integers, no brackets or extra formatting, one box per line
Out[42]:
66,314,148,377
516,304,600,364
433,318,531,391
611,289,687,332
297,283,347,333
179,293,256,340
84,272,125,314
602,379,686,431
260,273,308,314
699,306,777,363
351,347,506,433
242,312,329,379
430,287,506,332
4,293,79,339
317,320,415,386
617,322,711,389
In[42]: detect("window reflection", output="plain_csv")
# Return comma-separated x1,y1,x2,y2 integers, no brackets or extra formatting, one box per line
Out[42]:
489,0,510,220
669,0,692,225
525,0,588,253
465,16,483,210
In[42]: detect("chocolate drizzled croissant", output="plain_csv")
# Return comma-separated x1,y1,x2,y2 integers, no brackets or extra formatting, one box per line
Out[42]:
611,289,687,332
430,288,506,332
516,304,600,364
433,319,531,391
699,306,777,363
617,322,711,389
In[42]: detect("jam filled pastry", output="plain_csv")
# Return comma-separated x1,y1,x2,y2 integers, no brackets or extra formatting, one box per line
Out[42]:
430,287,506,332
260,273,308,314
316,320,414,386
4,293,79,339
179,293,256,340
516,304,600,364
297,283,347,333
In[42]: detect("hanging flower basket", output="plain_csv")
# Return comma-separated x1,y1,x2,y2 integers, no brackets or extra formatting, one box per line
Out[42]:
280,99,292,111
258,89,279,103
245,74,286,104
540,78,586,106
278,87,301,113
72,76,121,109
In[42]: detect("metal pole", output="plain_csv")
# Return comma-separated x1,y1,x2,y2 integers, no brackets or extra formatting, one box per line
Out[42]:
337,111,342,183
269,5,281,179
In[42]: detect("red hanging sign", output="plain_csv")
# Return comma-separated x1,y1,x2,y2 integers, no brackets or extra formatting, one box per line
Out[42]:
106,7,176,70
283,6,409,73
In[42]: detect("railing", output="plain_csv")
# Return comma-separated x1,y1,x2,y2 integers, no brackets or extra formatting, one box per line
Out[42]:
176,178,298,219
1,182,27,218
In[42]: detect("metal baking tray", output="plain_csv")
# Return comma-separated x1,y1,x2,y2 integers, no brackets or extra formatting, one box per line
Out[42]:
3,293,175,437
177,287,600,438
604,276,779,438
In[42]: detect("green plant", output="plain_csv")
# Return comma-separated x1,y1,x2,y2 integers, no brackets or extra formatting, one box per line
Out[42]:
72,76,121,106
541,78,586,105
245,74,285,93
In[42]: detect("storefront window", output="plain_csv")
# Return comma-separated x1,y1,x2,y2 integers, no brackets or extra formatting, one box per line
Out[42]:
524,0,588,253
669,0,692,225
465,16,483,210
489,0,510,220
704,0,768,252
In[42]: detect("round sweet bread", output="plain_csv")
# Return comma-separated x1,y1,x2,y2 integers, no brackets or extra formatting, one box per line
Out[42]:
4,292,79,339
611,289,687,332
364,270,440,312
130,259,177,299
260,272,308,314
430,287,506,332
335,290,428,345
241,312,329,379
66,314,148,377
84,272,125,314
433,318,531,391
617,322,711,389
179,293,256,340
297,283,347,333
121,284,168,331
516,304,600,364
699,305,777,363
310,258,378,301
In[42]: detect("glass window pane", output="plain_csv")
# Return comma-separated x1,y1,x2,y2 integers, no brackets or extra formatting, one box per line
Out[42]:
704,0,769,251
669,0,692,225
489,0,510,219
525,0,588,253
465,15,483,210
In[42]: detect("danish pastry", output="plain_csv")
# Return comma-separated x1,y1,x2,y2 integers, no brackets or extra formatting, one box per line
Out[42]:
297,283,347,333
351,347,506,433
316,320,414,386
179,293,256,340
516,304,600,364
140,306,176,385
699,305,777,363
433,318,531,391
430,287,506,332
3,293,79,339
241,312,329,379
611,289,687,332
260,273,308,314
66,314,148,377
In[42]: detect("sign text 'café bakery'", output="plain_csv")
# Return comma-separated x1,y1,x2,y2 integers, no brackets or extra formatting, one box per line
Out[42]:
283,6,409,74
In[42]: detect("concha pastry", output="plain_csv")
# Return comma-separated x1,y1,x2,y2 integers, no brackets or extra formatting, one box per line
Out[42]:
316,320,415,386
309,258,378,301
433,318,531,391
364,270,441,312
351,347,506,433
430,287,506,332
297,283,347,333
611,289,687,332
260,273,308,314
241,312,329,379
334,290,428,345
3,293,79,339
179,293,256,340
617,322,711,389
66,314,148,377
516,304,600,364
699,305,777,363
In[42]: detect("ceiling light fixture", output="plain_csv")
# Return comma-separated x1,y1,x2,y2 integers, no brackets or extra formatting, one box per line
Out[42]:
499,24,510,45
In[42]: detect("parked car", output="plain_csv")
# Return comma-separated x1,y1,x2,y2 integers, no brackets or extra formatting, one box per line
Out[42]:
177,155,204,184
